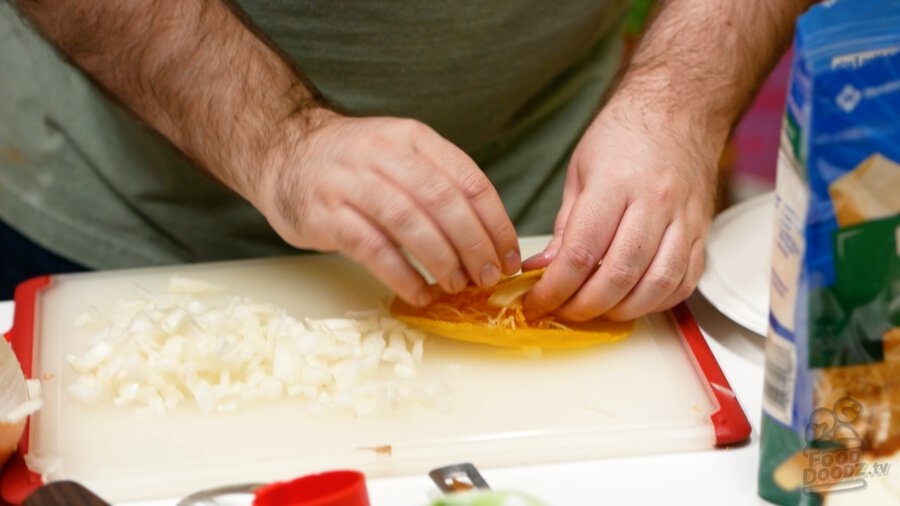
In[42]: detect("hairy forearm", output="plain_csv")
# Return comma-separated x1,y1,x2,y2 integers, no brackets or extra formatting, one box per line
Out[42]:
613,0,815,146
15,0,319,200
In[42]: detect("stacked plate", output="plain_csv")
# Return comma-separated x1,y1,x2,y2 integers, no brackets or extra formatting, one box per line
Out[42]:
698,192,775,337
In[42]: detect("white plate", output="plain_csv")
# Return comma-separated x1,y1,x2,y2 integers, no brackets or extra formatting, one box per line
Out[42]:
698,192,775,336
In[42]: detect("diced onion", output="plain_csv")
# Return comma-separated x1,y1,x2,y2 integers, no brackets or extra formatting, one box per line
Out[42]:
67,277,449,416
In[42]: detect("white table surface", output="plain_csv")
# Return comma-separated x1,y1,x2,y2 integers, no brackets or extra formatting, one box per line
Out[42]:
0,292,773,505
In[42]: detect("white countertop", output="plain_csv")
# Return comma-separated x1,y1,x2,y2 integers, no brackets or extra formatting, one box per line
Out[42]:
0,293,773,505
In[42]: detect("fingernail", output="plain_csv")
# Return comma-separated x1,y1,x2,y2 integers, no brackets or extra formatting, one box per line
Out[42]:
521,251,551,269
449,270,468,293
502,249,521,275
479,263,501,287
522,301,541,321
415,289,432,307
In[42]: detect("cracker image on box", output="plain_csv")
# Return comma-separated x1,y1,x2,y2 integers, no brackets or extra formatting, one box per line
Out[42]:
829,153,900,228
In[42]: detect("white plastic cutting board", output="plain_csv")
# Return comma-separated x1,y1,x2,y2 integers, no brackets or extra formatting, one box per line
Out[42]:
24,237,719,502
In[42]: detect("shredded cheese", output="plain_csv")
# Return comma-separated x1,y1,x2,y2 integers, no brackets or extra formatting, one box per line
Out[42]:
410,282,571,332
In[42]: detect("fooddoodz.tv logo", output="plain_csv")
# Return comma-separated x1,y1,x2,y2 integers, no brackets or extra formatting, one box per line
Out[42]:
802,397,891,494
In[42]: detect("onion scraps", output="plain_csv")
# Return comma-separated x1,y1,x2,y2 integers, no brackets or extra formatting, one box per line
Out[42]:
66,277,448,416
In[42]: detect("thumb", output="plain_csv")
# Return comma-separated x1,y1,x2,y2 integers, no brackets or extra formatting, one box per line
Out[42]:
523,168,579,270
522,235,562,270
522,197,575,270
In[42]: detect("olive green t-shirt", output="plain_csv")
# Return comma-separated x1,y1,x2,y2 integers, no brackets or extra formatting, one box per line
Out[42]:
0,1,627,269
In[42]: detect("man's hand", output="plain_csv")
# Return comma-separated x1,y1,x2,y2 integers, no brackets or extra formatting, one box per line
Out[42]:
523,0,815,321
15,0,520,303
522,97,717,321
257,112,520,307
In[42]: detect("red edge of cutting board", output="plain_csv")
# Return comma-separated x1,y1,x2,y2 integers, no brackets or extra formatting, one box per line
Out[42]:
0,276,751,503
672,302,752,447
2,275,51,505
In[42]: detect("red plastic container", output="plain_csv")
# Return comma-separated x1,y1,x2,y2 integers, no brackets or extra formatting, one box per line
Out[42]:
252,470,369,506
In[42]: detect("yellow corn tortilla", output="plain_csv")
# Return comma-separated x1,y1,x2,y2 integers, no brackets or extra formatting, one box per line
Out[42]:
390,269,634,349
